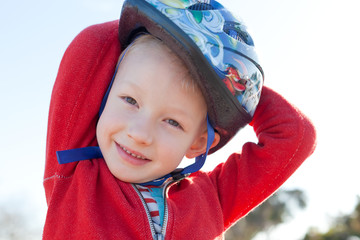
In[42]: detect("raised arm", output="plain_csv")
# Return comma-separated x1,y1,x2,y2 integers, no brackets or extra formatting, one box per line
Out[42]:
209,86,317,229
44,21,121,203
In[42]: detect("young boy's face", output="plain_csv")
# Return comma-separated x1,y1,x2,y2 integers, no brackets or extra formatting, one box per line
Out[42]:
96,37,209,184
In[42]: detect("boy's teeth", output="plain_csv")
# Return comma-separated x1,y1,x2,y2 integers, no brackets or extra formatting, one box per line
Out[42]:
121,146,146,160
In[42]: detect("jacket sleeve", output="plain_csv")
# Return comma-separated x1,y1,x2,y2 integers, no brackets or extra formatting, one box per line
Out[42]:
208,86,317,229
44,20,121,204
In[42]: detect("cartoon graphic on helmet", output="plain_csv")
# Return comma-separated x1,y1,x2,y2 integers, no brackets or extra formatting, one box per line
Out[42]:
223,64,247,94
144,0,263,117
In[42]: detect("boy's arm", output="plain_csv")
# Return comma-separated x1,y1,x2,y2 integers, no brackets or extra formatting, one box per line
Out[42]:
209,86,317,229
44,20,121,203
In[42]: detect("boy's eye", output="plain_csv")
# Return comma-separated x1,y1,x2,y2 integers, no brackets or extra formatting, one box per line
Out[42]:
166,119,182,129
123,96,138,106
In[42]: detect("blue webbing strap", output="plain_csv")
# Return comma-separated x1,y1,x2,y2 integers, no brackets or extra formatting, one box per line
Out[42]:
56,50,124,165
98,51,126,117
57,119,215,186
99,33,144,117
180,117,215,175
56,40,135,165
57,146,103,164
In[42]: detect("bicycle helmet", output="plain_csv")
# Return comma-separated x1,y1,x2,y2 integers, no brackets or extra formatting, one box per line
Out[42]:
118,0,264,153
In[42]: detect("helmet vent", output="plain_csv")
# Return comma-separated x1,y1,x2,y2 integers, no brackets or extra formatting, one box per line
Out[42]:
223,21,254,46
187,3,216,11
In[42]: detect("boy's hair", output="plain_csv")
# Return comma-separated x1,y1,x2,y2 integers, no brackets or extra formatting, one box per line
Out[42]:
120,34,201,93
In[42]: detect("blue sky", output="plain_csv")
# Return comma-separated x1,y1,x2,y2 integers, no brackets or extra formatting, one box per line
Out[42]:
1,0,359,238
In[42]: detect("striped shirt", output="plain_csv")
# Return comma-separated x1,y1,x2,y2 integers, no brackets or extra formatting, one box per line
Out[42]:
136,185,164,234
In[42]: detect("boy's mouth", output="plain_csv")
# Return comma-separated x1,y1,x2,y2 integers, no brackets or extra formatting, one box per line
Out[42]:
115,143,151,166
119,145,147,160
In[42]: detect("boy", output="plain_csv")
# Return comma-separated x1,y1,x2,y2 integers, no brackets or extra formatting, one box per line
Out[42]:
44,0,316,239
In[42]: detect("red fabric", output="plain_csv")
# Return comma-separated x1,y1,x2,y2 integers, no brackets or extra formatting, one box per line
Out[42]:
44,20,316,239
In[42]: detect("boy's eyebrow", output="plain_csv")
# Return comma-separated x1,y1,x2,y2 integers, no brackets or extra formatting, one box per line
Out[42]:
118,79,144,94
165,104,206,128
167,105,192,118
118,78,205,123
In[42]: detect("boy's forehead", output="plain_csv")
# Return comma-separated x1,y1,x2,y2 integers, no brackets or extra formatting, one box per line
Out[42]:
119,44,183,79
118,40,188,81
125,37,176,62
113,35,206,108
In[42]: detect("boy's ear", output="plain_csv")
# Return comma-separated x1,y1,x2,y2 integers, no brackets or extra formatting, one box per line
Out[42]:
185,132,220,159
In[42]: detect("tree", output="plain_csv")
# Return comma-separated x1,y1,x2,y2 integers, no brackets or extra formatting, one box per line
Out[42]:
303,197,360,240
225,189,307,240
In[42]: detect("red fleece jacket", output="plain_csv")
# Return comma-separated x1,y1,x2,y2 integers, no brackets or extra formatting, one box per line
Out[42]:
44,20,316,239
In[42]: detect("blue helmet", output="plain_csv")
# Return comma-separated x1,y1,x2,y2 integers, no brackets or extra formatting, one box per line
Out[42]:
119,0,264,153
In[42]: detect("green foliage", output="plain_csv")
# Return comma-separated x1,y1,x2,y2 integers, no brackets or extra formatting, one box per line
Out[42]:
225,189,307,240
303,197,360,240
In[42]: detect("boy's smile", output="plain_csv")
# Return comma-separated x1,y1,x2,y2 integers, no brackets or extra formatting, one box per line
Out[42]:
116,143,151,165
96,36,210,183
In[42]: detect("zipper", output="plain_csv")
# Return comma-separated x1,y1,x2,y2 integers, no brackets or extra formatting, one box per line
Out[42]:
159,176,186,238
132,178,180,240
160,180,173,237
132,184,157,239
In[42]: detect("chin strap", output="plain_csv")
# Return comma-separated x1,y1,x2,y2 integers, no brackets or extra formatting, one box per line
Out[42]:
56,117,215,187
57,146,103,164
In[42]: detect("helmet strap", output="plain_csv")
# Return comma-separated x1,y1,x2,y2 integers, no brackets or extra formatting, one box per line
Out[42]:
57,115,215,187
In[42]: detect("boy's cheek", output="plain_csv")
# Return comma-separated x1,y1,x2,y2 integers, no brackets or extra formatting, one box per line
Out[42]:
96,118,108,147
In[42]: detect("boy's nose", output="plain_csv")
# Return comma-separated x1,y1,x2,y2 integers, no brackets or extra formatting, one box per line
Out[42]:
127,117,153,145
